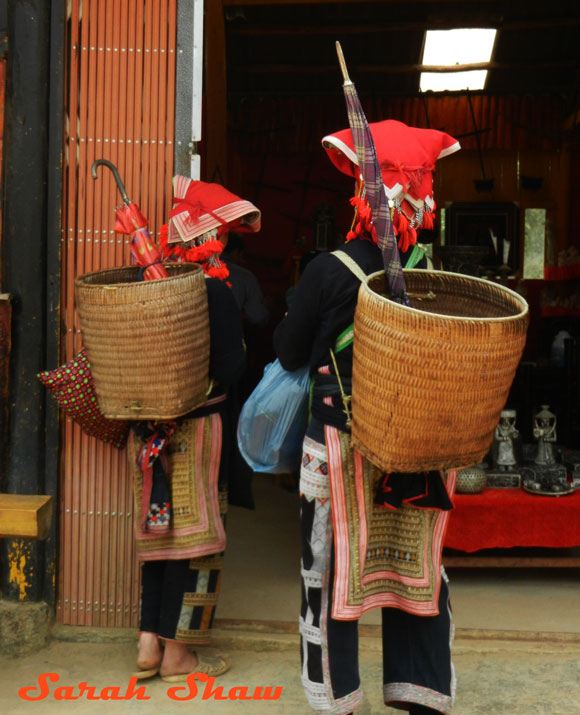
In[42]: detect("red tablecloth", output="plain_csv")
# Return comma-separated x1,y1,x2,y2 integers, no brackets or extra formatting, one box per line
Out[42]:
445,488,580,553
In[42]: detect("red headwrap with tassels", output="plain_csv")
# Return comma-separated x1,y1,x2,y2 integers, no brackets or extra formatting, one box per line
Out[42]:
323,119,460,251
160,176,261,282
159,223,231,281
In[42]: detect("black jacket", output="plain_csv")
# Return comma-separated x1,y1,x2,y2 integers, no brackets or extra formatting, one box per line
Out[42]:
274,239,383,431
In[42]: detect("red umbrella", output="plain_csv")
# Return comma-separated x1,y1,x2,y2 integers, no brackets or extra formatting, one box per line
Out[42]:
91,159,168,281
91,161,173,531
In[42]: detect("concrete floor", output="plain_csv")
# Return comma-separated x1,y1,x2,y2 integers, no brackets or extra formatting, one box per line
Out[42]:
220,475,580,635
1,474,579,714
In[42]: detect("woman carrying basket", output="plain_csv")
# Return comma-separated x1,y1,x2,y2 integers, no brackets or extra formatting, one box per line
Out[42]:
131,178,261,681
273,120,460,714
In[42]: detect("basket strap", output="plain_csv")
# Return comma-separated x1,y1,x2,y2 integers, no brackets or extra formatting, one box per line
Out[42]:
331,250,368,353
329,347,352,430
331,249,368,282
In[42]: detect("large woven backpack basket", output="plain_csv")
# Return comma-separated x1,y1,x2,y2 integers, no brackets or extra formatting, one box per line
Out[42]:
352,269,529,472
75,263,210,420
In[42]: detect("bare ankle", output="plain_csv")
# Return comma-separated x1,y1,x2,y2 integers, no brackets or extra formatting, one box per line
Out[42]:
160,642,199,675
137,632,162,668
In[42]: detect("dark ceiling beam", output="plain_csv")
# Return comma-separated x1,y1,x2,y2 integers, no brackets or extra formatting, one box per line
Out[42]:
228,84,576,98
232,59,579,74
228,18,580,36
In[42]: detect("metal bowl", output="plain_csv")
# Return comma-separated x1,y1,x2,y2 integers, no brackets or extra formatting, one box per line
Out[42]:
456,466,487,494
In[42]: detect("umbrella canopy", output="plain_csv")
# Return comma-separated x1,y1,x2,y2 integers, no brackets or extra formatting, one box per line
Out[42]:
91,159,168,281
335,42,408,305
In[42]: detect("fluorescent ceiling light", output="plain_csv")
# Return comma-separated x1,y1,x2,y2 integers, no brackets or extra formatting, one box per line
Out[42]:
422,29,496,66
420,70,488,92
420,28,496,92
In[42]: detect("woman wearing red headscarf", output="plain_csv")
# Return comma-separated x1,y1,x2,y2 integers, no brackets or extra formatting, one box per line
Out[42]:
274,120,460,715
131,178,261,681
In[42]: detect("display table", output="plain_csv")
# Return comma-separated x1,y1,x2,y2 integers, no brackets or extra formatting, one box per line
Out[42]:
444,488,580,567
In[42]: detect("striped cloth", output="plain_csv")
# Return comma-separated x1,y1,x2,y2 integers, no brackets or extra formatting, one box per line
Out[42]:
342,80,409,304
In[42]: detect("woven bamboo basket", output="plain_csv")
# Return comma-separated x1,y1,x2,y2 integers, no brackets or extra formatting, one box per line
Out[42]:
75,263,210,420
352,269,529,472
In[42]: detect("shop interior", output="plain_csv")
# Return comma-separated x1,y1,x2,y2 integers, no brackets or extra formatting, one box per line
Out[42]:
211,0,580,652
213,2,580,478
44,0,580,634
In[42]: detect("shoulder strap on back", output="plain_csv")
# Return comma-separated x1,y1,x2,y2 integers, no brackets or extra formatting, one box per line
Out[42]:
330,250,367,354
331,249,368,283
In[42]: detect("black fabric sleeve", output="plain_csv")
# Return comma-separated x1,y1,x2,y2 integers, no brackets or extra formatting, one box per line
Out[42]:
206,278,246,387
273,241,383,375
272,258,322,372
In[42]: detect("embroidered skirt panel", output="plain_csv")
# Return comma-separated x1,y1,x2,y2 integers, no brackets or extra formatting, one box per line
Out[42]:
131,415,227,561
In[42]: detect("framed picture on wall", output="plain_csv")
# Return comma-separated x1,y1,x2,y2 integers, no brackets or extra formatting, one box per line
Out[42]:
445,202,520,275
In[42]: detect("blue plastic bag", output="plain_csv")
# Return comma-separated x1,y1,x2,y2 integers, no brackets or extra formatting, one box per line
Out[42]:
237,359,310,473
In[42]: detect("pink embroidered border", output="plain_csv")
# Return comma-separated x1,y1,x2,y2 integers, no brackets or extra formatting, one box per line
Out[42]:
318,471,364,715
327,424,456,619
136,414,226,561
384,682,454,715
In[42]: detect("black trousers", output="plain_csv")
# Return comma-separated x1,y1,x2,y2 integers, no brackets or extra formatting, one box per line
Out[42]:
300,492,455,714
140,553,223,643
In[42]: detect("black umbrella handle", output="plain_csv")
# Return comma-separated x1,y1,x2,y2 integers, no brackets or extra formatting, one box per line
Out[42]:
91,159,131,205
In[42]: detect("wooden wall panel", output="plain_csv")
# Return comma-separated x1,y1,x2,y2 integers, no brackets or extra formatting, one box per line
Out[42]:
59,0,177,627
228,94,566,159
435,148,572,260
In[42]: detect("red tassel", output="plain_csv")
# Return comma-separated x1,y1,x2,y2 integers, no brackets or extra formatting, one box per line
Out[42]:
347,193,381,246
422,211,434,230
395,210,409,237
397,230,408,252
185,239,223,263
397,224,417,253
161,241,186,261
206,263,230,281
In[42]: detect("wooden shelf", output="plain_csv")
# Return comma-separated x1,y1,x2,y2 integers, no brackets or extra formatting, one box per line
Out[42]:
0,494,52,540
444,554,580,568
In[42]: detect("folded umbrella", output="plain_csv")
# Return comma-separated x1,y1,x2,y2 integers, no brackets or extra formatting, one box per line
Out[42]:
91,160,176,532
335,42,408,305
91,159,168,281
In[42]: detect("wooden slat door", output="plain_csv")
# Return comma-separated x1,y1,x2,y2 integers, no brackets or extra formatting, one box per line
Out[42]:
58,0,178,627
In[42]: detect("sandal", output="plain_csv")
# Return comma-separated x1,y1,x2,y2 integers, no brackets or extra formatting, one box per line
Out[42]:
131,665,160,680
161,654,231,682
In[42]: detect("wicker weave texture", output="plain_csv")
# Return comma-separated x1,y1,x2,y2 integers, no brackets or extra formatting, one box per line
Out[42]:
351,270,529,472
75,264,210,420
